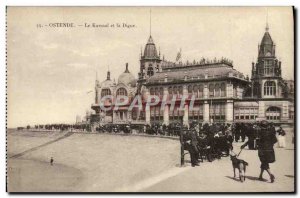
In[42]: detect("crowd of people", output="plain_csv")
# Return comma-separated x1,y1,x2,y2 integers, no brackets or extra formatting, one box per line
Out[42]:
182,120,288,183
19,124,91,132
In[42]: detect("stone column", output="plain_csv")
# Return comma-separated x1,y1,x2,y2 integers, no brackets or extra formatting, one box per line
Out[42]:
127,110,132,122
204,85,209,99
112,111,116,123
203,101,210,122
226,83,234,98
258,101,266,120
183,85,188,97
145,88,151,125
145,105,151,125
183,103,189,126
163,104,169,126
225,100,234,123
163,87,169,126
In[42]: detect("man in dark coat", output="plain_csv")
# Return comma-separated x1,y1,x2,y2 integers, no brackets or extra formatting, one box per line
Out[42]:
234,123,241,142
240,123,246,142
197,132,212,162
246,123,256,150
185,128,200,167
241,120,277,183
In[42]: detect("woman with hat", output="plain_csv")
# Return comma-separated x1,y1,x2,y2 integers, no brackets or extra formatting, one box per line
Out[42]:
241,120,277,183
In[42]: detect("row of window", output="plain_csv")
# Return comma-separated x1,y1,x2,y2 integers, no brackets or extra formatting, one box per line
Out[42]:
234,107,259,120
235,115,258,120
149,83,227,98
149,103,225,121
234,106,281,120
101,88,128,97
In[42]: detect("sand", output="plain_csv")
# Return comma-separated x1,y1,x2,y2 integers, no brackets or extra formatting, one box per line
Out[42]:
7,129,294,192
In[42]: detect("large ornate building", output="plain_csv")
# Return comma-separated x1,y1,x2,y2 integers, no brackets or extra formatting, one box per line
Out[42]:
91,24,294,127
235,25,294,125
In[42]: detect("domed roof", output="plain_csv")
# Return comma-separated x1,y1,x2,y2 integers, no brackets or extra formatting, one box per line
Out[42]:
118,63,137,87
143,36,159,59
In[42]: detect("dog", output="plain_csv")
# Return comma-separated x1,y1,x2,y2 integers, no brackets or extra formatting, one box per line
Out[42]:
230,154,249,182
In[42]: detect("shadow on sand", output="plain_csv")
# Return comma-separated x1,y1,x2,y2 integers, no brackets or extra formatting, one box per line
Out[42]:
175,160,191,167
225,175,268,183
225,176,241,182
285,175,294,178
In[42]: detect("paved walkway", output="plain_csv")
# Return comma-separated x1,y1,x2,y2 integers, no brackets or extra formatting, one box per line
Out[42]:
141,142,295,192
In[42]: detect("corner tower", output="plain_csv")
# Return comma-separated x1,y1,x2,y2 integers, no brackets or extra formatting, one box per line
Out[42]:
139,35,162,81
251,24,284,98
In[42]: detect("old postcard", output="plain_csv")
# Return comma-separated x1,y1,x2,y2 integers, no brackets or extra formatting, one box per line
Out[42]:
6,7,295,192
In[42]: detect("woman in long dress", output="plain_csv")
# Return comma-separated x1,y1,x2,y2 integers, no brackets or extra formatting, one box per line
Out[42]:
241,120,277,183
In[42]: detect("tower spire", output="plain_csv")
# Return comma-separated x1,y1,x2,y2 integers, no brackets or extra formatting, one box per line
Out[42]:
107,66,111,80
150,9,152,36
266,9,269,32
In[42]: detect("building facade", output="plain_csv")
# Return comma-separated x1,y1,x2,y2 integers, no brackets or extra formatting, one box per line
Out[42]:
91,25,294,127
234,25,294,125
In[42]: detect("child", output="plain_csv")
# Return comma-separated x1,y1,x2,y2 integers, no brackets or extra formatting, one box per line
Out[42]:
277,127,286,148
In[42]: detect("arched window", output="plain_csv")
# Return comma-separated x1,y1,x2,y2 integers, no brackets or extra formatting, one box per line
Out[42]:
101,88,111,97
150,88,155,95
198,84,203,98
116,88,127,96
266,106,281,120
168,87,172,95
215,84,220,97
178,86,183,95
159,87,164,96
173,86,178,95
147,67,154,76
188,85,193,94
154,87,159,95
209,84,215,97
264,81,276,96
221,83,226,97
193,85,198,98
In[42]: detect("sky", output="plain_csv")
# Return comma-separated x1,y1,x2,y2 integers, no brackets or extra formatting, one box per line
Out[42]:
7,7,294,128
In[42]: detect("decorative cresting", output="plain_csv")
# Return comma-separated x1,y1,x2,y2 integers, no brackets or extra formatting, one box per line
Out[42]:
143,36,159,59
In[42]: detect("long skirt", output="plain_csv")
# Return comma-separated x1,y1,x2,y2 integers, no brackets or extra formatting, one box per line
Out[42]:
258,149,275,164
278,135,286,148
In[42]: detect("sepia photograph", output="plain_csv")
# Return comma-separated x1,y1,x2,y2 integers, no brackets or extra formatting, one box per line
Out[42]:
6,6,295,193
